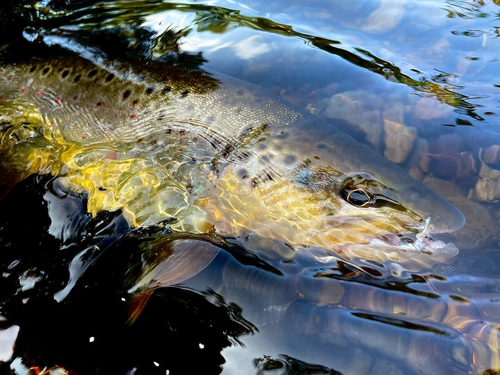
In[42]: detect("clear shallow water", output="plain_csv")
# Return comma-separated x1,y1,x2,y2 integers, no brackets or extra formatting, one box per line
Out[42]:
0,0,500,374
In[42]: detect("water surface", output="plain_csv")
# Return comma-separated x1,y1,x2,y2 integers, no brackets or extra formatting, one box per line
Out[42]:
1,0,500,374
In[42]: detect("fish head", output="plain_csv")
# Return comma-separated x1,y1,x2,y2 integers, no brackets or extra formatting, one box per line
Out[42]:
213,118,465,268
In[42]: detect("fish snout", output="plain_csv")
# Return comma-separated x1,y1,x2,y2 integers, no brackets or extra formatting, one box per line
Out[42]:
399,182,465,234
427,203,466,234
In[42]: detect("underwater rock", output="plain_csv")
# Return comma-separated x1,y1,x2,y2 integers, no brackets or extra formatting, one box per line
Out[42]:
321,90,384,151
383,104,417,164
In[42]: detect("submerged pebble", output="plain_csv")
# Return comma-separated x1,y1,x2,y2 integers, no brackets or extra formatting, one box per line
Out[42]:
383,116,417,164
321,90,384,151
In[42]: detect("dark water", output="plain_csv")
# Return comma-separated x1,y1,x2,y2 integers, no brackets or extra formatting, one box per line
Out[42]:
1,0,500,374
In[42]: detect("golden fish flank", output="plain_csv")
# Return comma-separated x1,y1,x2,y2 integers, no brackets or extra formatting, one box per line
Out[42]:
0,55,465,267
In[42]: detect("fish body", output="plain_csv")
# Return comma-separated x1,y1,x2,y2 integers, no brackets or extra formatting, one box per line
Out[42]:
0,54,465,269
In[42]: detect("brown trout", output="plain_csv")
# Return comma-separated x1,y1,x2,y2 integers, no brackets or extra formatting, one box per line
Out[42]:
0,54,465,270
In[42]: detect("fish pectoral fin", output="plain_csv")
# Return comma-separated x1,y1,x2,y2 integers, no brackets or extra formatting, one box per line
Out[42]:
127,239,221,324
147,239,221,286
127,290,153,326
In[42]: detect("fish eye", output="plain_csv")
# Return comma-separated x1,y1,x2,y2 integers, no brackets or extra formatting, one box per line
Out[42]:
345,188,372,207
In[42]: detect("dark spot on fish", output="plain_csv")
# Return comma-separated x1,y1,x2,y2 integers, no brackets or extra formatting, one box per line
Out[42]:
96,101,103,108
7,75,12,81
61,70,70,79
130,114,138,120
108,125,115,131
236,88,245,96
150,140,157,145
106,73,115,82
132,99,139,106
266,172,274,181
73,95,78,101
21,88,26,94
314,156,320,160
123,90,131,100
137,138,143,142
317,143,327,149
165,129,172,134
238,169,248,179
179,130,187,136
42,67,50,75
284,155,296,164
157,113,165,121
74,74,81,83
237,152,251,161
259,155,270,164
87,69,98,78
181,90,189,98
29,66,36,73
250,178,258,188
98,187,106,191
275,131,288,139
145,87,154,95
162,86,171,95
222,144,235,158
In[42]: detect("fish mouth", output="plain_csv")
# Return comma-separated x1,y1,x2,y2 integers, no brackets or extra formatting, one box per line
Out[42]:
324,211,461,257
322,213,456,257
307,222,460,274
314,219,461,273
371,205,464,256
380,217,459,255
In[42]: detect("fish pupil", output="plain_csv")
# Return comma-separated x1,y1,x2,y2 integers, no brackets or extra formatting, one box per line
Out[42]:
346,188,371,206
